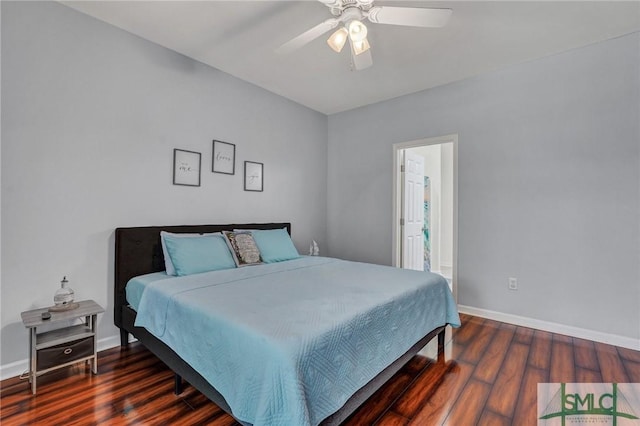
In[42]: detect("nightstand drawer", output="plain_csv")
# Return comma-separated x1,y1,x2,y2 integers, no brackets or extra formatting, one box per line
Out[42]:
37,336,94,370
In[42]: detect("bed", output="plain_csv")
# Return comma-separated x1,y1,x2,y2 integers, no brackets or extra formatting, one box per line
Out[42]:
114,223,459,425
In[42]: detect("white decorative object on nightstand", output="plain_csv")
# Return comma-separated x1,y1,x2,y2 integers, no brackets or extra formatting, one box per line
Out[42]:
20,300,104,394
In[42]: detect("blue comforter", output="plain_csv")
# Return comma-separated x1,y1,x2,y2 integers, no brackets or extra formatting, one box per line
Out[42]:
131,256,460,426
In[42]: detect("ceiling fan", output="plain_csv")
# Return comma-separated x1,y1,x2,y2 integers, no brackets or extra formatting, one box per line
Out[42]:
276,0,452,71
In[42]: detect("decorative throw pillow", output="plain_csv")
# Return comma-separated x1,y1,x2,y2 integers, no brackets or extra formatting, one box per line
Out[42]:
222,231,263,267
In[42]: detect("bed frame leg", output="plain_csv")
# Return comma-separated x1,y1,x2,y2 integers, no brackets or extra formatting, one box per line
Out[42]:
120,329,129,347
437,329,445,359
174,374,183,395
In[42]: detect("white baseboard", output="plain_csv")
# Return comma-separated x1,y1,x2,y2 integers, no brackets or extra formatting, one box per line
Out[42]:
0,334,134,381
458,305,640,351
0,359,28,382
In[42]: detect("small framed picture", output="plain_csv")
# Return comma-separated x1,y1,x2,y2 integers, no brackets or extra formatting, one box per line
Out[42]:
244,161,263,192
173,149,201,187
212,140,235,175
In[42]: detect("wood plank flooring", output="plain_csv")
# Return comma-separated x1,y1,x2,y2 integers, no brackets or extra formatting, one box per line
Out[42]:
1,314,637,425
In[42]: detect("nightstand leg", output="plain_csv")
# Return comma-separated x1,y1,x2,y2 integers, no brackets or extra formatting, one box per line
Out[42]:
91,314,97,374
30,328,37,394
28,329,32,384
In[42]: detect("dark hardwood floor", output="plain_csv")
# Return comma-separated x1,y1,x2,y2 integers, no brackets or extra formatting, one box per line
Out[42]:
1,314,638,425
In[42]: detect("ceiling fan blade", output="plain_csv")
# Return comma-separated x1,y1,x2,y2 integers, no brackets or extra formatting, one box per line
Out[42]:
276,18,340,54
350,40,372,71
367,6,452,28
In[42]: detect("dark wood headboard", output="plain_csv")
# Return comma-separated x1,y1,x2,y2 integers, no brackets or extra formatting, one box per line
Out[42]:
114,223,291,329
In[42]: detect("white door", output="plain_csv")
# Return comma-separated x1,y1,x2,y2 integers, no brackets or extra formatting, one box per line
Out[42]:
402,151,425,271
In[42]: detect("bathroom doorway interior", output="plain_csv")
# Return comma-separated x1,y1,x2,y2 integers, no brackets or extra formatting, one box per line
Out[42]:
393,134,457,297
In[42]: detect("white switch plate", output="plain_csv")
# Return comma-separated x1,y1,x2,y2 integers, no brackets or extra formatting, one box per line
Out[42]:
508,277,518,290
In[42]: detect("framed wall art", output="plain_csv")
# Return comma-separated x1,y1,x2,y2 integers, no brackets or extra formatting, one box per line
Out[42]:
244,161,263,192
173,149,201,187
212,140,235,175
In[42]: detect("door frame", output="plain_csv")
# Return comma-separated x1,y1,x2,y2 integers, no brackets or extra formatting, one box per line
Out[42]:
392,134,459,301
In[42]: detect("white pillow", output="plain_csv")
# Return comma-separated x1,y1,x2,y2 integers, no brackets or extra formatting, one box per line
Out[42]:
160,231,221,276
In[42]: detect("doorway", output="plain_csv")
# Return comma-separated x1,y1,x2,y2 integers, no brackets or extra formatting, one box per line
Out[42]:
392,134,458,300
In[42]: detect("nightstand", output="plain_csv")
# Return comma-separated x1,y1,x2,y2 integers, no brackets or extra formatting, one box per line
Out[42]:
20,299,105,394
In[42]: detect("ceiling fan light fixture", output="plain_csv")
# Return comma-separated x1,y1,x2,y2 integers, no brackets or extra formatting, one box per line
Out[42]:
352,37,370,55
327,27,348,53
348,20,368,42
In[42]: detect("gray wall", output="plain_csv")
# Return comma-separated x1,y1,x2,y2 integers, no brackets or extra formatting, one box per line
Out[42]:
1,2,327,366
327,33,640,340
2,1,638,371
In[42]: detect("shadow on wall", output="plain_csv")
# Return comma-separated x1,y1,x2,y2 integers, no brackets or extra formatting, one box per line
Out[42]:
1,322,29,367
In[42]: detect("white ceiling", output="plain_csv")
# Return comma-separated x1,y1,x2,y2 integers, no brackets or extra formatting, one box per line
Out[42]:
61,1,640,114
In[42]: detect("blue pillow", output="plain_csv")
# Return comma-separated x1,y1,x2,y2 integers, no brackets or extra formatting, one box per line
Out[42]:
252,228,300,263
163,234,236,276
160,231,221,276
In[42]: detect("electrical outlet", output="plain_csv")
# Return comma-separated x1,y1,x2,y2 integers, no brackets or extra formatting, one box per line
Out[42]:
508,277,518,290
